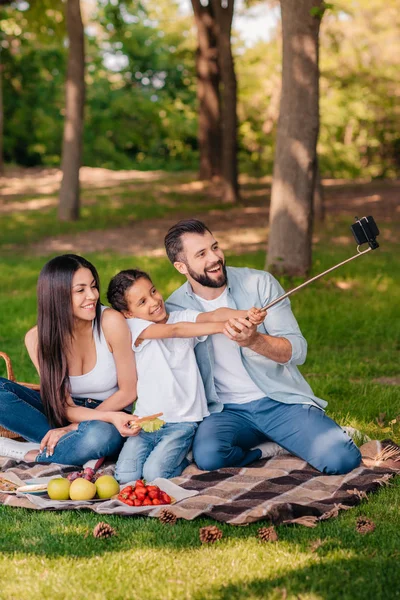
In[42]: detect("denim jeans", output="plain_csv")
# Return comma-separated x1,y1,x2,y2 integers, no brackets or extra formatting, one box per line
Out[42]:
193,397,362,475
115,421,198,484
0,377,124,466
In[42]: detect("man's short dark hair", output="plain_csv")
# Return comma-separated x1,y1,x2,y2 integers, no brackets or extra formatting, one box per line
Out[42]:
164,219,212,263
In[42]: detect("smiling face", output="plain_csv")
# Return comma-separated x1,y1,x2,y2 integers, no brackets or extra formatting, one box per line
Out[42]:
174,231,227,291
71,267,99,321
124,277,167,323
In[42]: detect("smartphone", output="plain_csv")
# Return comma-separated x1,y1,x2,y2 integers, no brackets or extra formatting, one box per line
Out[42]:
351,216,379,249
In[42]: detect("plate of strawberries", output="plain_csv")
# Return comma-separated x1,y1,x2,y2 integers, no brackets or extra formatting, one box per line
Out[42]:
116,479,174,508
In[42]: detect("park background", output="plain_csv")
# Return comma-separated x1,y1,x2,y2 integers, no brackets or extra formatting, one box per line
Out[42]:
0,1,399,599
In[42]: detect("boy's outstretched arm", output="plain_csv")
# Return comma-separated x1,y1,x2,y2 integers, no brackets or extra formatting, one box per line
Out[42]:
197,307,267,325
136,321,225,344
135,308,267,345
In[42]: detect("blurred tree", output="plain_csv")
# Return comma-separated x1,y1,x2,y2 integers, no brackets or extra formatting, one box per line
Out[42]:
191,0,221,180
211,0,239,202
267,0,323,276
58,0,85,221
313,157,324,222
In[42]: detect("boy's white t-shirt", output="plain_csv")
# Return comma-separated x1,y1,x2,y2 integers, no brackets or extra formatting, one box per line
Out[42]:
194,288,265,405
127,309,209,423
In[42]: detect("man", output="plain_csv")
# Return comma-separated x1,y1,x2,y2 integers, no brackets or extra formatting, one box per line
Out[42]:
164,219,361,474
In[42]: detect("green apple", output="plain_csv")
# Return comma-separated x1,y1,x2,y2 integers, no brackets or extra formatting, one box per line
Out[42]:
141,418,165,433
47,478,71,501
95,475,119,499
69,477,96,501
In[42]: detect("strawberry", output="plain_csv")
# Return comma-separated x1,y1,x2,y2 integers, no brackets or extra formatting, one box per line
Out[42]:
146,485,159,492
135,479,146,487
121,486,132,494
125,499,134,506
133,499,142,507
151,498,164,505
160,492,171,504
142,498,153,506
135,490,146,501
148,490,159,500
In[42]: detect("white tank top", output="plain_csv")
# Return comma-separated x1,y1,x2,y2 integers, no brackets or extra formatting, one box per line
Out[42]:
69,306,118,401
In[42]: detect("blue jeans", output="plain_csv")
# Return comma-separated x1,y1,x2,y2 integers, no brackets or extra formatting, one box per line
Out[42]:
115,421,198,484
193,397,362,475
0,377,124,466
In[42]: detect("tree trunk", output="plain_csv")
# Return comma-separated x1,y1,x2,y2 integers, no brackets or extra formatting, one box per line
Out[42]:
211,0,239,203
267,0,322,276
191,0,221,181
58,0,85,221
313,156,325,222
0,60,4,176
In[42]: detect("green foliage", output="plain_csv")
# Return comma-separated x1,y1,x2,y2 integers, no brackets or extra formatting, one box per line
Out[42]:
1,0,399,177
310,2,334,19
237,0,400,178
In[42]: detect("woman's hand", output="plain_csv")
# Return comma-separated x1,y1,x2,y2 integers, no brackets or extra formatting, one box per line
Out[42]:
111,412,141,437
40,423,78,457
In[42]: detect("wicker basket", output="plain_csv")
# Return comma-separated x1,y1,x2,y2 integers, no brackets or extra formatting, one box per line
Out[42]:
0,352,40,439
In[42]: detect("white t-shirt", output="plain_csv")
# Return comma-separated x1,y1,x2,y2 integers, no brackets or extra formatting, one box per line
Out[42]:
194,289,265,405
126,310,209,423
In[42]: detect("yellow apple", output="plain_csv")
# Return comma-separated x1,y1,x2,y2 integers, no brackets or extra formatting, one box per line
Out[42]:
47,478,71,501
95,475,120,499
69,477,96,501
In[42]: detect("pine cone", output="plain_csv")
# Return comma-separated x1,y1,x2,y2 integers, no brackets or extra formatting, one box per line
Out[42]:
356,517,376,534
257,526,278,542
199,525,223,544
93,522,117,539
158,508,177,525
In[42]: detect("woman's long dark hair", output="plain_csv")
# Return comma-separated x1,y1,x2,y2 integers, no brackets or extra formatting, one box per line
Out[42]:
37,254,101,427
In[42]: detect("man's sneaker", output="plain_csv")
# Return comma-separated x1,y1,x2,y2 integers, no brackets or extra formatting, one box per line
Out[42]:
82,457,105,470
0,437,41,460
253,441,289,459
342,426,371,444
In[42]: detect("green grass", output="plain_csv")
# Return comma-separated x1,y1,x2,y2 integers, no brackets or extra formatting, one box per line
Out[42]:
0,173,234,250
0,176,399,599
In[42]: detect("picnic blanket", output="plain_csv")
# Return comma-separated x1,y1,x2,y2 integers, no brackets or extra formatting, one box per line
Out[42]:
1,439,399,526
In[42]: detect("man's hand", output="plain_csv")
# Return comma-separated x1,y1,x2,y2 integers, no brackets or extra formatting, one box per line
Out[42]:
223,317,292,362
111,412,141,437
40,423,79,457
247,307,267,326
223,317,259,347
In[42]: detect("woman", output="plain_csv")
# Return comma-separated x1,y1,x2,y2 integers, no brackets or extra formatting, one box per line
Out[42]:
0,254,139,466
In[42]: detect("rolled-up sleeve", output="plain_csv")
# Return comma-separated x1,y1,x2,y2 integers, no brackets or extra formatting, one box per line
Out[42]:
259,273,308,366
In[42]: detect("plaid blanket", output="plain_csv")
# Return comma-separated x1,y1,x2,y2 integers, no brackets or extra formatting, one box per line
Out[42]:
1,440,399,526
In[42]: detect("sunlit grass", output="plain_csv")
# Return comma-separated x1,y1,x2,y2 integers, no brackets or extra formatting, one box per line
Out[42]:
0,174,399,599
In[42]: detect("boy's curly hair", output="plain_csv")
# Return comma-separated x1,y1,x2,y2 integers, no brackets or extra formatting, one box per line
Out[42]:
107,269,152,312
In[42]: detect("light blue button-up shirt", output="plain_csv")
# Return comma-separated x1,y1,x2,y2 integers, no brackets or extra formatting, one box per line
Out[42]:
166,266,327,413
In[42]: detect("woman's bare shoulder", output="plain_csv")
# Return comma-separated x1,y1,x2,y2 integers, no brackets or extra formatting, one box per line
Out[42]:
25,325,38,348
101,306,127,331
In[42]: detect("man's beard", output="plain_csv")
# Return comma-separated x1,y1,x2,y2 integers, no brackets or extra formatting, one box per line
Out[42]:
187,260,227,289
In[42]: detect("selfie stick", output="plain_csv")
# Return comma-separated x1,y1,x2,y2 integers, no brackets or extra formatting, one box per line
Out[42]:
261,216,380,312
